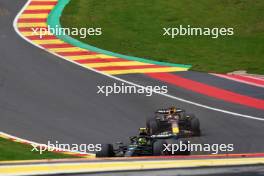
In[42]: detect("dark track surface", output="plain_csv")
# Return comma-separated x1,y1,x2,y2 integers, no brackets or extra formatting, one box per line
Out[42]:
0,0,264,156
118,73,264,117
56,165,264,176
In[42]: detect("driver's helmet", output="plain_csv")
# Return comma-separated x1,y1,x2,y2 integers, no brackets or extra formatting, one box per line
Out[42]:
169,106,177,114
138,137,147,145
139,128,147,135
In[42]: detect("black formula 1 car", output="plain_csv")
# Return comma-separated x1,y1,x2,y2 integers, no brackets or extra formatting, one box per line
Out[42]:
146,107,201,137
96,128,190,157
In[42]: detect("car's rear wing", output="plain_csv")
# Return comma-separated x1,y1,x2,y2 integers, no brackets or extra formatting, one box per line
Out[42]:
155,108,185,114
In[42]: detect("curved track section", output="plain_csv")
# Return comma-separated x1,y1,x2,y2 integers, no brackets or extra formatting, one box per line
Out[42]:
0,0,264,158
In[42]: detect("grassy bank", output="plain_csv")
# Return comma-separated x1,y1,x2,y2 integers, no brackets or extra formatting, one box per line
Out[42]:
0,137,78,161
61,0,264,74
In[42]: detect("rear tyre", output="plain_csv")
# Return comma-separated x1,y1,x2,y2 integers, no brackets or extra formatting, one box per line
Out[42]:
186,114,201,136
96,144,114,157
146,118,159,135
190,118,200,136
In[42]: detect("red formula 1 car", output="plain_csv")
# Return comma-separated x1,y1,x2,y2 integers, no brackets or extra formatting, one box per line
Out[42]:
146,106,201,137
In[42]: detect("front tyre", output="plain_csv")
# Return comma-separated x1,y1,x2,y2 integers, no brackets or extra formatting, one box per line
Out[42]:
166,139,190,155
153,140,166,156
96,144,114,157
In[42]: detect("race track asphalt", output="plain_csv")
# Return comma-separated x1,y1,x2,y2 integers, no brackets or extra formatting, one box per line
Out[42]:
66,165,264,176
0,0,264,154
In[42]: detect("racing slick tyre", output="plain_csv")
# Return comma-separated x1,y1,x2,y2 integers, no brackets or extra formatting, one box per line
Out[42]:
96,144,114,157
186,114,201,136
146,118,159,135
153,139,167,156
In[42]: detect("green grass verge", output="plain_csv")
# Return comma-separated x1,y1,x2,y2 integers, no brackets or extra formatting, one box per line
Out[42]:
0,137,79,161
60,0,264,74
